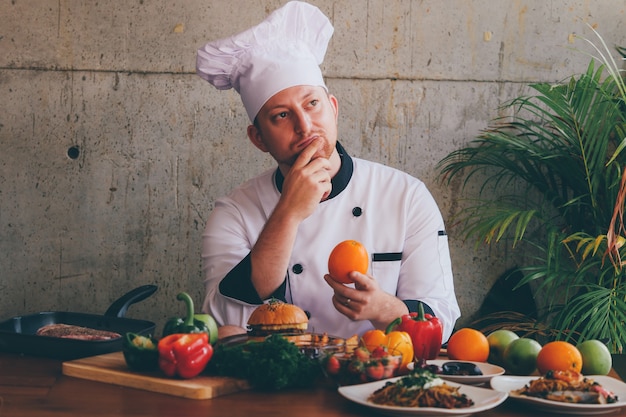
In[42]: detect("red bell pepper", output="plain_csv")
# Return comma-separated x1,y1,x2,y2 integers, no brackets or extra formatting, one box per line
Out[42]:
386,302,443,362
157,333,213,379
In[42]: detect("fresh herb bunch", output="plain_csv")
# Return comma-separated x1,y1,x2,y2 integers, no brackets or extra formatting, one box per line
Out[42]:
207,334,321,390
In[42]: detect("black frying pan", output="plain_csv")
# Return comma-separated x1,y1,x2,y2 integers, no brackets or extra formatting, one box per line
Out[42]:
0,284,157,360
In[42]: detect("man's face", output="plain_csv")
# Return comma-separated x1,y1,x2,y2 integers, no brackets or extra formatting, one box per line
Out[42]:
247,85,339,170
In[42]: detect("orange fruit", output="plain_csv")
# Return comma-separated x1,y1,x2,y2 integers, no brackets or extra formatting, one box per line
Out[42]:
328,240,369,284
446,328,490,362
536,341,583,375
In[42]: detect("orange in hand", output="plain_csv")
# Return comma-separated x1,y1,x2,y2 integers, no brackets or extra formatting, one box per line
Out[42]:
328,240,369,284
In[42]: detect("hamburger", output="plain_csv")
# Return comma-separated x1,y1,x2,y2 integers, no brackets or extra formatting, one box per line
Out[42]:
247,299,309,337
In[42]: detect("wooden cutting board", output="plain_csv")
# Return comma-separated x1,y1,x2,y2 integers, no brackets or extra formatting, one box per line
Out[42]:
62,351,250,400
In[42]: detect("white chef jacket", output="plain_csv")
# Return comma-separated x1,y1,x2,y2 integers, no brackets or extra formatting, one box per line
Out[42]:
201,144,460,341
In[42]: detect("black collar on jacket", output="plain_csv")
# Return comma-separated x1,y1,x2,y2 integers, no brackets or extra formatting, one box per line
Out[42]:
274,141,353,200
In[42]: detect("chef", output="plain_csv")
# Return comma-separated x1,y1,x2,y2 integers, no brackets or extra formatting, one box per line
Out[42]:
196,1,460,341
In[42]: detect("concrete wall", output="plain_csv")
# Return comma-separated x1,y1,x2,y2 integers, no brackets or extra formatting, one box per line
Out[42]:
1,0,625,334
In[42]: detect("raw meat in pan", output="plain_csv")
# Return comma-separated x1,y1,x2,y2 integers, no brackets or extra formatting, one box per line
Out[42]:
36,323,121,340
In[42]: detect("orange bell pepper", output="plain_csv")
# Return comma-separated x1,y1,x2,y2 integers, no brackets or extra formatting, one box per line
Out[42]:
361,329,388,353
360,329,414,371
385,330,414,371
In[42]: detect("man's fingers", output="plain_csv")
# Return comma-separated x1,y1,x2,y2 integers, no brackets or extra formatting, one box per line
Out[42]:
293,138,323,168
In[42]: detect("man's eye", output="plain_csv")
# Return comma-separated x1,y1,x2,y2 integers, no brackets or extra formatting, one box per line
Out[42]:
310,99,319,106
273,112,288,120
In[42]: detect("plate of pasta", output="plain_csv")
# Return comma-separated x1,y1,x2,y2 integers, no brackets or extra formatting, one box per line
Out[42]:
490,372,626,414
338,369,507,416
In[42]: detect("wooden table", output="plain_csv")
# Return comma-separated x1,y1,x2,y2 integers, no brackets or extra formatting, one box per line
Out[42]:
2,351,626,417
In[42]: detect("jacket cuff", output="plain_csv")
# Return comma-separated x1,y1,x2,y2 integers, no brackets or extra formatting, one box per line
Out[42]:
403,300,435,316
218,253,287,304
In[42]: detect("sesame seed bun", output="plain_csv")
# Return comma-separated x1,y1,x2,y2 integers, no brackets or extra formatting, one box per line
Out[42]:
247,300,308,336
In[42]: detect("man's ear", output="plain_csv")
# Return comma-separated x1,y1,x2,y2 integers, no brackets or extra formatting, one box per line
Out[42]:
329,93,339,122
247,124,269,152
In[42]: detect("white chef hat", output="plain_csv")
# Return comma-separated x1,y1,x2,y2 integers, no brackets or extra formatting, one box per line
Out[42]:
196,1,334,122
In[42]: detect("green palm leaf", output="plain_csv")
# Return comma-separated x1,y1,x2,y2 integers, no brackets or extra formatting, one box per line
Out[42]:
437,31,626,353
552,284,626,353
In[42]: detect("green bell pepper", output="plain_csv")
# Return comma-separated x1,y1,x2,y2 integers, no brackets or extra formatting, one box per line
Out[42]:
123,332,159,371
162,292,219,344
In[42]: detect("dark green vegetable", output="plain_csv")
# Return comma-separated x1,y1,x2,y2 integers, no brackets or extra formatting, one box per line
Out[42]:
162,292,219,344
123,332,159,371
395,367,439,388
206,334,321,391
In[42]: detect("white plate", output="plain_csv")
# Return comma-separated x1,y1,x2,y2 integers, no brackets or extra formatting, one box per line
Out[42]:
338,376,508,417
490,375,626,415
407,360,505,385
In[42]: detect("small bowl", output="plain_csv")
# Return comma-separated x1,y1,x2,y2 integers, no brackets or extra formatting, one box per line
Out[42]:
267,332,347,359
322,351,402,386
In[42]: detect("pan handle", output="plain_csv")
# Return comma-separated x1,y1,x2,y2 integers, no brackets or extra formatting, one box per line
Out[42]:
104,285,158,318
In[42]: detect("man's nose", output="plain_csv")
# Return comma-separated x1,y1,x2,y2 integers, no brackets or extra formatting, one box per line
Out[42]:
293,109,312,133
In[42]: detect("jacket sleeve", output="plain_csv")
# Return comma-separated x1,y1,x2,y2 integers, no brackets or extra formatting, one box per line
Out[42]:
200,189,286,327
395,182,461,342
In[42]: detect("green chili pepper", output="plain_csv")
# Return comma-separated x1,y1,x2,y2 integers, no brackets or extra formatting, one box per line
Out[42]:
123,332,159,371
162,292,219,344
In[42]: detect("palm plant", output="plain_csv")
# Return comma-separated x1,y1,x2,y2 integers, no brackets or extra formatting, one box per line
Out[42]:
437,30,626,353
